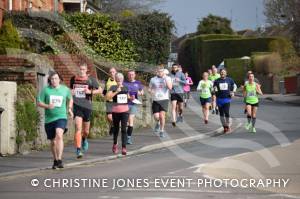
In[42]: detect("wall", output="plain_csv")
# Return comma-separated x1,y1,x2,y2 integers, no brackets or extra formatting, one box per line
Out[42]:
0,54,97,154
0,81,17,155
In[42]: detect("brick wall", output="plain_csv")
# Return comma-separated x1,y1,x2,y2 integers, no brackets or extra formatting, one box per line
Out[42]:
0,54,97,87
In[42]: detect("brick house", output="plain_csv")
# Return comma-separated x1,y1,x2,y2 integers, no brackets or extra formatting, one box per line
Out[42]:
0,0,102,26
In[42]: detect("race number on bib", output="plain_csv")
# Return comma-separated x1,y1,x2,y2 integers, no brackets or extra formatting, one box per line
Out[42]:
247,91,256,97
219,83,228,91
117,94,128,104
50,95,63,107
155,92,164,100
74,88,86,98
201,88,210,95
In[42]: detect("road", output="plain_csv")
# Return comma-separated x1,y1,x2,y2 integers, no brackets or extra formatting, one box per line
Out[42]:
0,93,300,199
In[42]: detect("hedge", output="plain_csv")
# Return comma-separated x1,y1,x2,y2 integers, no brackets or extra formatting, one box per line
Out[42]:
224,58,249,86
119,11,174,64
178,34,294,83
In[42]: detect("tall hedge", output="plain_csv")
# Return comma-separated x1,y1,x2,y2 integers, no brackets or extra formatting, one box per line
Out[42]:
119,11,174,64
178,34,294,83
224,58,249,86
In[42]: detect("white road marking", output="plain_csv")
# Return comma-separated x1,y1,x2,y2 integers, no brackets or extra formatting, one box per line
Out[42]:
123,188,231,194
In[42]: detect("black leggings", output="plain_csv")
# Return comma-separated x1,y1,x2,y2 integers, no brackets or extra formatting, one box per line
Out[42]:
112,112,129,147
218,103,230,127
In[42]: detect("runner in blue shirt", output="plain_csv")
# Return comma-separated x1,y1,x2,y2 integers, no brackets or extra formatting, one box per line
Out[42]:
213,69,236,133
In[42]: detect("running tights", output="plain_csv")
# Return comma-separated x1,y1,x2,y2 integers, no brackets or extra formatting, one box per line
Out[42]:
112,112,129,147
218,103,231,127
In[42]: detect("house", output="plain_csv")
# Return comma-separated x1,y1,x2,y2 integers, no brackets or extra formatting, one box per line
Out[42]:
0,0,102,26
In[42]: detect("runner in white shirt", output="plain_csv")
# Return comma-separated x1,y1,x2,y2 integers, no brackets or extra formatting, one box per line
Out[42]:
149,67,172,138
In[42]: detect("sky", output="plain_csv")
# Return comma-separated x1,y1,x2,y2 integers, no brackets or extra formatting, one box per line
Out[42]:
154,0,266,36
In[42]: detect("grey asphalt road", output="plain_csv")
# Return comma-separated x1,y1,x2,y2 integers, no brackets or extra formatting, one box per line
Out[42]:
0,93,299,199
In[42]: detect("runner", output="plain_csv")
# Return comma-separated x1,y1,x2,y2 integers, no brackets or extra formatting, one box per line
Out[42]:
123,70,144,145
183,72,193,107
209,66,221,114
37,71,73,169
213,68,236,133
106,73,130,155
170,64,186,126
243,73,263,133
197,72,213,124
242,70,261,114
103,67,117,136
149,66,172,138
70,63,101,159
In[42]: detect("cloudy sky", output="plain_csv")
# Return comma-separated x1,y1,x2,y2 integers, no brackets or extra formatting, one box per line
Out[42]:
154,0,266,36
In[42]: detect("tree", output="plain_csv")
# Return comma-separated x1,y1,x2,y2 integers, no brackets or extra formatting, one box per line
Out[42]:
263,0,300,52
197,14,234,35
90,0,164,15
119,11,174,64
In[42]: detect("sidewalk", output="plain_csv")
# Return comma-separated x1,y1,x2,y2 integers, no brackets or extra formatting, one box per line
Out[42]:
263,93,300,106
0,97,239,178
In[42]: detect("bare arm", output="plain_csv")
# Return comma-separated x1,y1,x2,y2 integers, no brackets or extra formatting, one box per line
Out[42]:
256,84,263,95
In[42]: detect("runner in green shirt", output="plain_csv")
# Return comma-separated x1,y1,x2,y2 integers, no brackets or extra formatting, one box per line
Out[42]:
197,72,213,124
37,71,73,169
243,73,263,133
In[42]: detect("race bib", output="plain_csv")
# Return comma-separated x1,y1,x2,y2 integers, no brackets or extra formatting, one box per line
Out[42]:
73,84,88,98
74,88,86,98
50,95,63,107
155,92,165,100
247,91,256,97
201,88,210,95
219,83,228,91
117,94,128,104
172,78,179,86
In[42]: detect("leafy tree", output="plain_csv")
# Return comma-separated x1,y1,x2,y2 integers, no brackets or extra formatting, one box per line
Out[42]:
263,0,300,52
89,0,164,15
63,13,138,63
119,11,174,64
197,14,234,34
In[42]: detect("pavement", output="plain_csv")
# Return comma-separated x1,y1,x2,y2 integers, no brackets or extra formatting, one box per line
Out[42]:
263,93,300,106
0,94,241,178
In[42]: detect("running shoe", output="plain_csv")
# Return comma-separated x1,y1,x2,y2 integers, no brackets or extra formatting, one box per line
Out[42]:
122,147,127,155
127,136,133,145
57,160,64,169
204,120,208,124
52,160,58,170
76,149,83,159
159,131,166,138
215,109,219,115
212,110,215,114
245,123,252,131
82,138,89,152
112,144,118,154
172,122,176,127
154,121,160,133
251,127,256,134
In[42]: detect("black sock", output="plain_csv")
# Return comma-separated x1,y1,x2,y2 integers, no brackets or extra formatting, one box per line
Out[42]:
247,115,251,123
252,117,256,127
127,126,133,137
